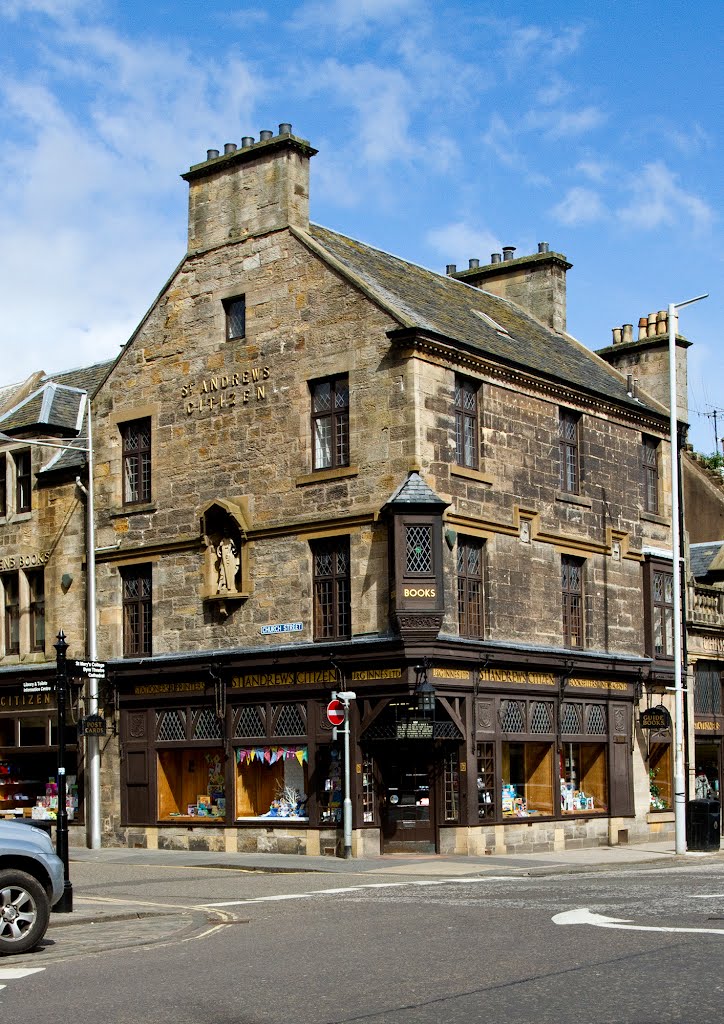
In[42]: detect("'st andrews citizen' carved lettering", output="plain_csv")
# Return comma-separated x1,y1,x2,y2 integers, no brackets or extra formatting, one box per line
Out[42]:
181,368,270,415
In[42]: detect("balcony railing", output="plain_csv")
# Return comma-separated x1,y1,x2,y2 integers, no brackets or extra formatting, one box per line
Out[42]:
688,582,724,626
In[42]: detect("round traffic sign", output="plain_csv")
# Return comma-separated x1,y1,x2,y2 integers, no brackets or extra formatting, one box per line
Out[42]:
326,699,345,726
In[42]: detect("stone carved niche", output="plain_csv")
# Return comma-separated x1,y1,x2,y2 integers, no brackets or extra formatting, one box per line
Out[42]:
200,498,251,608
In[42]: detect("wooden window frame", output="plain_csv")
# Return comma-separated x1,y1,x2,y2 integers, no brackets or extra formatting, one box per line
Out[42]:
121,418,152,506
223,295,246,341
312,536,351,641
0,453,6,518
310,375,350,471
14,449,31,514
27,569,45,654
559,409,580,494
3,574,20,655
454,376,479,469
642,435,660,514
457,536,485,638
562,555,584,648
122,564,152,657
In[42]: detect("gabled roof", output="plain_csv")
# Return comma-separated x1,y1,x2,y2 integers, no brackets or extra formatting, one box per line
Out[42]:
0,360,113,475
304,224,661,415
690,541,724,580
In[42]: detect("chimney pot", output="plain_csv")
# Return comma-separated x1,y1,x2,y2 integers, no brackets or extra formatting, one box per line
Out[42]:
206,149,220,160
647,312,657,337
491,253,502,264
627,373,634,394
259,129,273,141
538,242,549,253
656,310,667,335
241,136,255,148
622,323,633,344
502,246,516,261
638,317,648,340
612,327,622,345
224,143,237,155
469,258,480,269
278,123,292,135
446,264,457,275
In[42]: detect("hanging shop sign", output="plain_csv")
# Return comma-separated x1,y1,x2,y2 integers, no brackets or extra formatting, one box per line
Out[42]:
80,714,107,737
640,706,672,730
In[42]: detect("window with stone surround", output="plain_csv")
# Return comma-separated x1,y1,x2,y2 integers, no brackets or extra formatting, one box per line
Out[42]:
310,375,349,471
643,558,674,662
0,453,6,518
14,449,32,513
223,295,246,341
457,536,485,638
122,564,152,657
559,408,580,494
454,375,479,469
561,555,584,648
27,570,45,653
121,418,151,505
642,435,660,514
312,537,350,641
2,574,20,655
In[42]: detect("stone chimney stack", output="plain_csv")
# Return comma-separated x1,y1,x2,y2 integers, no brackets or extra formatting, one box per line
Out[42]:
181,124,317,254
446,242,572,333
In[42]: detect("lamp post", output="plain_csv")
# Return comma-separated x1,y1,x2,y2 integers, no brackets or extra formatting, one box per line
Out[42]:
53,630,73,912
668,293,708,855
0,392,101,850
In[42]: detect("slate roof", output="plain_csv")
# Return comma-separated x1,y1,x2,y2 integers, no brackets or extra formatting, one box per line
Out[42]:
690,542,724,580
383,472,450,511
307,224,661,415
0,360,113,475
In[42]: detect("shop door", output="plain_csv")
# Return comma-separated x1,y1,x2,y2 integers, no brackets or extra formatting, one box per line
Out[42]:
378,744,436,853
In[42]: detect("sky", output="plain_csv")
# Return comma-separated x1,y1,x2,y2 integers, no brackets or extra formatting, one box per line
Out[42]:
1,0,721,453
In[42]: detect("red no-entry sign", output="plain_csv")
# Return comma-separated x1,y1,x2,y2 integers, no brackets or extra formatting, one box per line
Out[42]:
326,699,345,726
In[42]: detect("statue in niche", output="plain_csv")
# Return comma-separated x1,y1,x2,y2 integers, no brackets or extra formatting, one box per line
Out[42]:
216,535,240,594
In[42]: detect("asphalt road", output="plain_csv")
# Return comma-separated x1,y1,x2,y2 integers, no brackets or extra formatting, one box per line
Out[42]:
3,859,724,1023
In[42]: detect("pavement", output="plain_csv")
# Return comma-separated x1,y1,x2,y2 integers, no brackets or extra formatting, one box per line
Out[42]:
36,837,724,958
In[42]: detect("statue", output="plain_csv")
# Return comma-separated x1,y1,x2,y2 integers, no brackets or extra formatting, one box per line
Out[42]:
216,536,239,593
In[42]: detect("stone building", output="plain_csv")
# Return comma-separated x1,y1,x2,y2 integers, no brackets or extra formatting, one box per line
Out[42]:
75,124,681,856
2,125,683,856
0,362,111,834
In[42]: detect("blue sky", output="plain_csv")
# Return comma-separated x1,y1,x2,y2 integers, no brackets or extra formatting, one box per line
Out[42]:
1,0,721,453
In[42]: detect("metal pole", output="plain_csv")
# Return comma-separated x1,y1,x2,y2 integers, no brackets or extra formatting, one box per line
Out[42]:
53,631,73,912
85,404,101,850
669,294,708,855
337,690,357,859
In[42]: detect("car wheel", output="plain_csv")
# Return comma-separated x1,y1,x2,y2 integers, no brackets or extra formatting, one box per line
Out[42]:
0,870,50,955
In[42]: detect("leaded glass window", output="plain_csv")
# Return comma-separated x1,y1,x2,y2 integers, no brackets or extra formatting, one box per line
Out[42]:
122,419,151,505
311,376,349,470
559,409,580,494
406,524,432,574
122,565,152,657
457,537,484,638
562,556,583,648
312,537,350,640
455,376,479,468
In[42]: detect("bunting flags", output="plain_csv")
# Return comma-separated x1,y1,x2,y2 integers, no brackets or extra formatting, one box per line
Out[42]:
235,746,308,766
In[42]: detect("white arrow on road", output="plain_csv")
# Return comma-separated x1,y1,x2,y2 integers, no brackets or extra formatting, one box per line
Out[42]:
553,907,724,936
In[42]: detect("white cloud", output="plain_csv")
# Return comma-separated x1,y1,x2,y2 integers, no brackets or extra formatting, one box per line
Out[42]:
524,105,606,140
426,222,501,267
496,21,586,74
617,161,714,231
1,0,95,19
551,187,606,226
291,0,419,35
575,158,612,184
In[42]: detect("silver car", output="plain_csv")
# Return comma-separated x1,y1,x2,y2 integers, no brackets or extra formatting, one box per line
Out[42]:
0,820,65,954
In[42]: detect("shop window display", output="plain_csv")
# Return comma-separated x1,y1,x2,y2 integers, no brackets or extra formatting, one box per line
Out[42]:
501,742,554,817
157,748,226,820
560,743,607,814
318,746,343,824
648,742,672,809
235,746,308,819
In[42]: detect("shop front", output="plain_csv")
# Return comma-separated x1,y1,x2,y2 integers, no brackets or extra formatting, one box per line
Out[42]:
114,657,639,856
0,675,83,832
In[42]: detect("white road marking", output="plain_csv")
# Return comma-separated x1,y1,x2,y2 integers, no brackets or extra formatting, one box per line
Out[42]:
553,907,724,936
688,894,724,898
0,967,46,979
204,875,518,907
